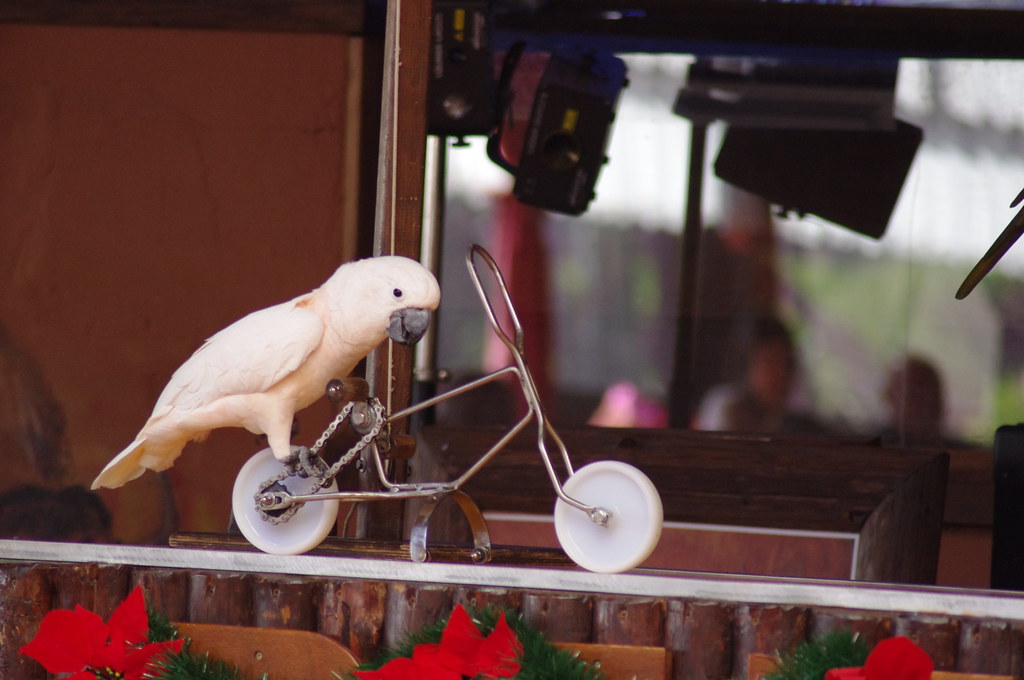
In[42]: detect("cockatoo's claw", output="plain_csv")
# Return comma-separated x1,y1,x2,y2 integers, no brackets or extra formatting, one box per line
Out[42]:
283,446,324,479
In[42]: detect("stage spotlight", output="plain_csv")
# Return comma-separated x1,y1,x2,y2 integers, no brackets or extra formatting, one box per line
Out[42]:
427,1,498,137
488,48,628,215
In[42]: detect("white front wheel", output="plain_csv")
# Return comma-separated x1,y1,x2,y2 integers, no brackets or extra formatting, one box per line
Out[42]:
231,447,340,555
553,461,663,573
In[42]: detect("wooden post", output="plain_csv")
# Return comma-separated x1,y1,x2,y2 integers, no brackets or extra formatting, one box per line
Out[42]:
894,614,960,671
666,600,735,680
187,572,254,626
809,607,892,650
370,0,430,262
733,604,809,680
521,591,594,643
252,575,319,630
358,0,432,541
453,586,523,614
593,596,666,647
48,562,130,618
132,568,190,622
319,579,389,663
383,582,453,649
0,563,52,680
855,452,948,584
956,619,1023,676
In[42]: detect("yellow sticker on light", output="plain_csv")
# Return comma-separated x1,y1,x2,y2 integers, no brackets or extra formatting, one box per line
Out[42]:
453,8,465,40
562,108,579,133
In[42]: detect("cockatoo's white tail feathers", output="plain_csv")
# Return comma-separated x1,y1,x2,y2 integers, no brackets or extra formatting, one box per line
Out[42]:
91,438,149,489
91,437,181,489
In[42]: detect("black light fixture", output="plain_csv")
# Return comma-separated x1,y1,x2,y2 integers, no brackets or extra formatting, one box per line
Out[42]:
427,0,499,137
487,46,628,215
714,120,922,240
676,57,923,239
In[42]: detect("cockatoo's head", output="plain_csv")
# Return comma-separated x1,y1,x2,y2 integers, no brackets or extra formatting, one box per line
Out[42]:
322,255,441,347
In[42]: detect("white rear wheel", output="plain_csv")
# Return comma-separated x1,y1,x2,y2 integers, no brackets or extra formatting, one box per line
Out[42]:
554,461,663,573
231,447,339,555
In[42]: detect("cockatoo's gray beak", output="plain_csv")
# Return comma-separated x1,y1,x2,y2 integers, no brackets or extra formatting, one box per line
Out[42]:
388,308,431,345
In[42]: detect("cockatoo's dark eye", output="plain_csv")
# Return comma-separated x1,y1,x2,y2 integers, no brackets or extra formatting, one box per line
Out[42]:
393,288,403,298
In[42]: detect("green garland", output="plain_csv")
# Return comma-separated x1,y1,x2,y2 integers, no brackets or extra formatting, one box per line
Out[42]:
761,631,869,680
147,608,181,648
352,606,604,680
144,604,601,680
147,648,265,680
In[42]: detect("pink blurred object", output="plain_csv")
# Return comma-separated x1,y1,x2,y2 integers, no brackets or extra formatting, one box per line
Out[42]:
589,381,668,428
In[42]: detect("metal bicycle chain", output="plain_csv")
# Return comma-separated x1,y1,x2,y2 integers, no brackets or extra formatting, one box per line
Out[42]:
253,397,388,524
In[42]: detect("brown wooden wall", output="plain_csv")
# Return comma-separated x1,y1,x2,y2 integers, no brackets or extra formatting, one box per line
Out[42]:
3,560,1022,680
0,23,375,545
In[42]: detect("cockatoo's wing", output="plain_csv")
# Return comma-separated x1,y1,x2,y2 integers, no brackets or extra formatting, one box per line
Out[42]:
90,297,325,490
150,296,325,416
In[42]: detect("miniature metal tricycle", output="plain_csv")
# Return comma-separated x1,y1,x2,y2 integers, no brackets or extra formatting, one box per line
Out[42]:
230,245,663,573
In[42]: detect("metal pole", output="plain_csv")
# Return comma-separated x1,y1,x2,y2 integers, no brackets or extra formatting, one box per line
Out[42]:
669,121,707,427
413,134,448,426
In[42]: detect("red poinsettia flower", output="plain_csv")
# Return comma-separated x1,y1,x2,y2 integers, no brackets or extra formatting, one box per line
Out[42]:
355,605,522,680
20,585,183,680
863,636,933,680
474,609,522,678
433,604,523,678
825,636,933,680
355,654,460,680
354,647,464,680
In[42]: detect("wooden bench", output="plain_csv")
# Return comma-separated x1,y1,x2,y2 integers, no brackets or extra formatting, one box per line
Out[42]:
178,622,671,680
176,623,358,680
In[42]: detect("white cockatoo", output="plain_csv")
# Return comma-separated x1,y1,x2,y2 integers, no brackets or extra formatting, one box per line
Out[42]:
92,255,440,490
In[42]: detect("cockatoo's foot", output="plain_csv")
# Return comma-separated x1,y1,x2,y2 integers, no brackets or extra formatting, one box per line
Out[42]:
282,446,325,479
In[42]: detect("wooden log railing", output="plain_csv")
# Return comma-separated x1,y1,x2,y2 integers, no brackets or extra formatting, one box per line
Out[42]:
4,541,1024,680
